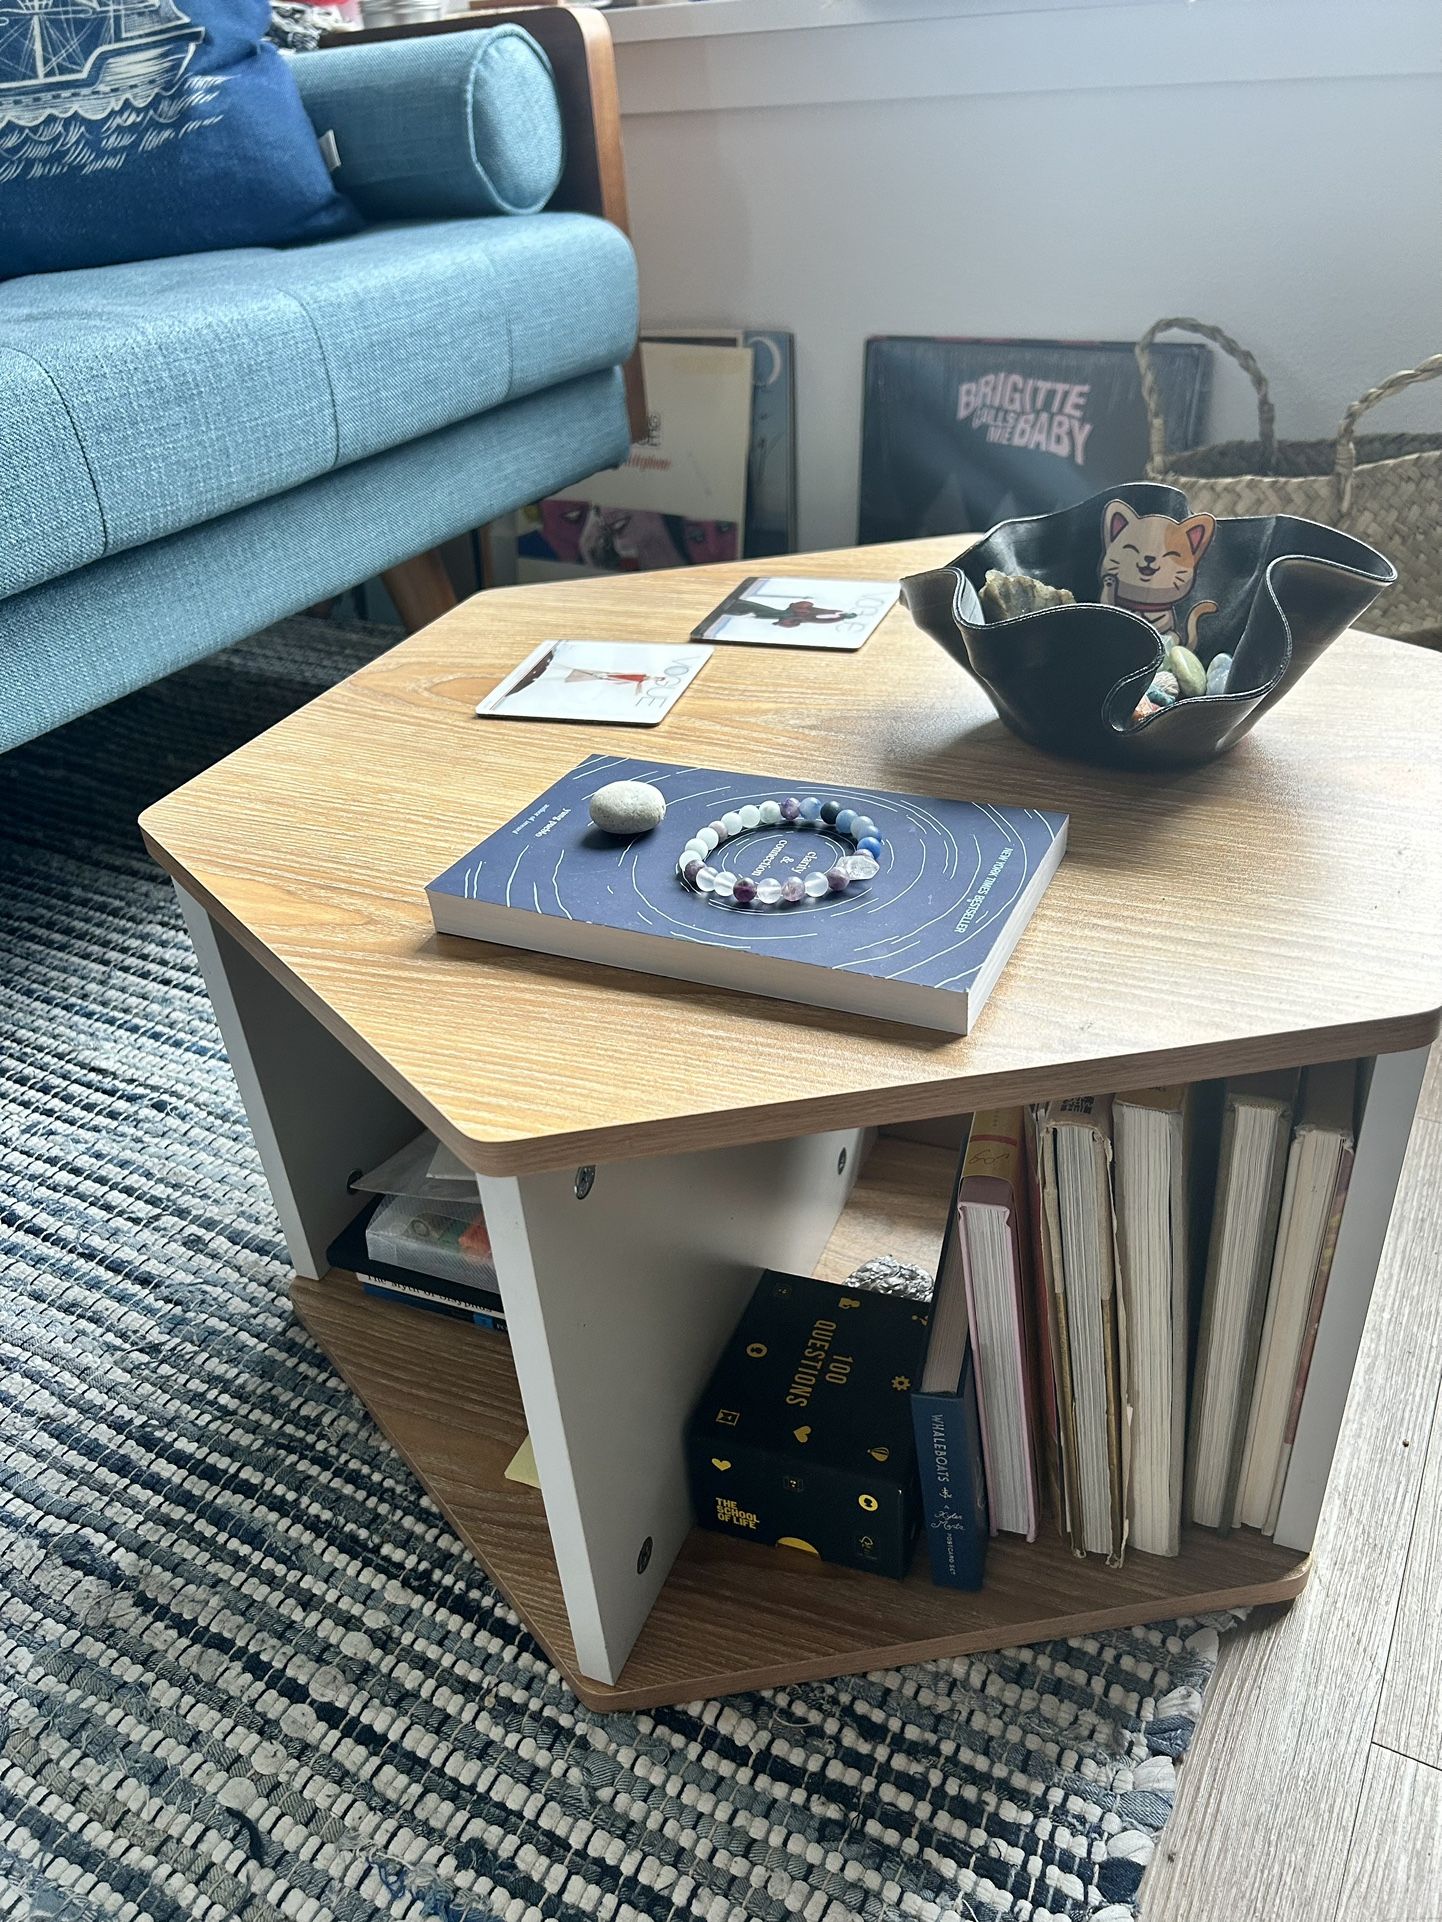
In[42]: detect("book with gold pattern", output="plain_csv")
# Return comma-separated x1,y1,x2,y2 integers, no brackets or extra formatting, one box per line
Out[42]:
686,1269,930,1577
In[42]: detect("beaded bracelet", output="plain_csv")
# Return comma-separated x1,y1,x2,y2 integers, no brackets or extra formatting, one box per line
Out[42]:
676,795,884,906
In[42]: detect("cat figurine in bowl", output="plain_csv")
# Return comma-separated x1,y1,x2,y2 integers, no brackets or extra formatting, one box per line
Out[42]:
1098,498,1217,650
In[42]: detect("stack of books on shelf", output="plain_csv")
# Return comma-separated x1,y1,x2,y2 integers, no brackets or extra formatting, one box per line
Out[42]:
337,1065,1361,1596
915,1063,1359,1579
326,1130,507,1334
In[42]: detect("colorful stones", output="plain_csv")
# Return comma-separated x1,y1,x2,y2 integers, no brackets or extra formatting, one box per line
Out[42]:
676,794,887,908
1167,644,1207,698
1145,668,1176,714
588,779,666,835
1131,640,1238,726
979,568,1077,621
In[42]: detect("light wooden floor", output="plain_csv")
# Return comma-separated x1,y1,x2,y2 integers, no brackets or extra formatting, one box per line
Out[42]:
1142,1045,1442,1920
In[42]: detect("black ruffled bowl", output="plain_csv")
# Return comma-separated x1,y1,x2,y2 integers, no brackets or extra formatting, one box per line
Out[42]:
900,482,1396,769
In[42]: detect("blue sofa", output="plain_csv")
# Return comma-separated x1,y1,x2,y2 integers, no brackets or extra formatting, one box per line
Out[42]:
0,11,640,754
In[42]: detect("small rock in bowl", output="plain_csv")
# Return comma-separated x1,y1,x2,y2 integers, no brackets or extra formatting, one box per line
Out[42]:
1206,652,1234,695
1166,643,1208,698
589,779,666,835
978,569,1077,622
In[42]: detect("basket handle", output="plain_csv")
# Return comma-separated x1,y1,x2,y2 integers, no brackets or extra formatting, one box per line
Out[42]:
1136,317,1275,475
1334,352,1442,518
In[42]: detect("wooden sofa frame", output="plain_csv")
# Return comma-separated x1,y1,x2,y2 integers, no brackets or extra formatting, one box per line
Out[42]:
321,5,645,630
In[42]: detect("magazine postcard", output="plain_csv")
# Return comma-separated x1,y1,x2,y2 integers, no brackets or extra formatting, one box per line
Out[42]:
692,576,899,651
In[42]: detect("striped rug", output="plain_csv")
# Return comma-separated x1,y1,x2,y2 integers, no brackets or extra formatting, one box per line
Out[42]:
0,617,1233,1922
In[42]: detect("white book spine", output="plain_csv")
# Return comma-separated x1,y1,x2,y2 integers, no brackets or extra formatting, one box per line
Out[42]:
1273,1047,1428,1551
1114,1099,1184,1558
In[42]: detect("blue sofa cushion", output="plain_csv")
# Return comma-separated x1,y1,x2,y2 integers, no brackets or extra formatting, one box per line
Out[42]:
290,26,565,222
0,251,338,572
0,213,638,598
0,367,632,754
266,214,639,464
0,0,360,280
0,348,108,601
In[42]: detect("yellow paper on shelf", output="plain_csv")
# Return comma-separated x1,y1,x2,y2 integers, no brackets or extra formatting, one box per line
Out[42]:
504,1434,541,1489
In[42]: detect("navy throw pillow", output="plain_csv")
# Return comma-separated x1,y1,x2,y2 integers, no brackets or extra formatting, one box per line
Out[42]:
0,0,360,278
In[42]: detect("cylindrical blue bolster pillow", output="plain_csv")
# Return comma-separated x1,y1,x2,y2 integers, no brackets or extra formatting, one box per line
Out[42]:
290,25,565,222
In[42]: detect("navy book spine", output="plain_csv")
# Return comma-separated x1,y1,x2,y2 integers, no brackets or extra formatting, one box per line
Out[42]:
360,1281,508,1332
911,1357,989,1590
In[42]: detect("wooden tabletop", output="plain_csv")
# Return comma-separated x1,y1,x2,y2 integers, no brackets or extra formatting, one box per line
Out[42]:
140,539,1442,1174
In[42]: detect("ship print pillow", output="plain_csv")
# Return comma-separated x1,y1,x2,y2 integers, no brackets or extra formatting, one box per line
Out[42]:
0,0,359,277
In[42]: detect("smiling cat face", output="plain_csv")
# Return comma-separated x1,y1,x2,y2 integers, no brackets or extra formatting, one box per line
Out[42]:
1100,499,1215,604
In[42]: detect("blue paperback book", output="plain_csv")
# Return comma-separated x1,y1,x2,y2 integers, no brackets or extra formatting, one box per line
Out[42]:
911,1353,989,1589
426,755,1067,1034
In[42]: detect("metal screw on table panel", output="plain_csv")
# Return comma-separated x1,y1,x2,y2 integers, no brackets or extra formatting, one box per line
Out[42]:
574,1166,595,1200
837,1147,848,1176
636,1536,653,1574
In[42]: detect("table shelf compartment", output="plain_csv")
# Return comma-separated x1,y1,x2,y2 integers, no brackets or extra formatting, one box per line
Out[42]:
293,1124,1312,1712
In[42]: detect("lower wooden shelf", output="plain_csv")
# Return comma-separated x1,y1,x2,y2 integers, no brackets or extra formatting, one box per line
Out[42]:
293,1194,1309,1711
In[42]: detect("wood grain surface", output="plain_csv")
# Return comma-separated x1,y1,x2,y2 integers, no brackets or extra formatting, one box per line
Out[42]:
813,1135,955,1284
1373,1269,1442,1769
1333,1745,1442,1922
142,539,1442,1176
1422,1039,1442,1124
292,1261,1307,1712
1140,1113,1442,1920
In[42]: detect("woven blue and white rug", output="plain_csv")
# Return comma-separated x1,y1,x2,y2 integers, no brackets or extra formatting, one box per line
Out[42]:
0,617,1234,1922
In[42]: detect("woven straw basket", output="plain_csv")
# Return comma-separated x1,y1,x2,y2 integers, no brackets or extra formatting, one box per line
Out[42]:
1137,318,1442,645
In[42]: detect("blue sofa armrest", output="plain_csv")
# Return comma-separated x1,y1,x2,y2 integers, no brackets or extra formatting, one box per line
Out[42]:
290,24,564,221
311,7,646,442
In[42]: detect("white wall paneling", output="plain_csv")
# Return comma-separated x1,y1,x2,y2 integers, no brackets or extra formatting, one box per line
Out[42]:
613,1,1442,550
